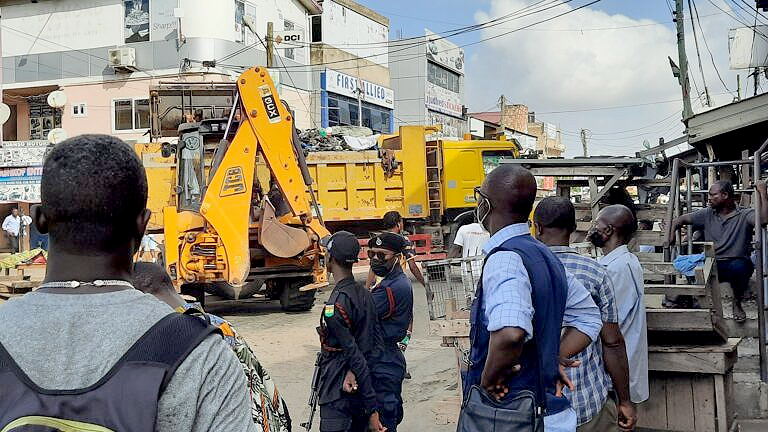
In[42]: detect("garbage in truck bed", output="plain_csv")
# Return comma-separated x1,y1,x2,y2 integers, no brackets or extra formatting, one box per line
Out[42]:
299,126,380,153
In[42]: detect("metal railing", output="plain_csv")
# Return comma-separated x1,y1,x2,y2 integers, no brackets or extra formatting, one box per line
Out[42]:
422,256,484,320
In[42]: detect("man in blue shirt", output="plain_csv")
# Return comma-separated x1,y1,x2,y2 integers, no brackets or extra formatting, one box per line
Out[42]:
534,197,637,431
368,232,414,432
589,205,649,407
461,165,602,432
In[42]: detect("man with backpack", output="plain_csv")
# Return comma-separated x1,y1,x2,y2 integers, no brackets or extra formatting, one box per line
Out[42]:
0,135,255,431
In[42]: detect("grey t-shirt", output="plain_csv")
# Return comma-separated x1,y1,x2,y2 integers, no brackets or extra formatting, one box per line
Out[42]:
0,289,257,432
691,206,755,258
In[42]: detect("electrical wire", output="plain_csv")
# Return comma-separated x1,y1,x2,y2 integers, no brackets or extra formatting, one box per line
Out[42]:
706,0,768,38
215,0,564,64
692,0,736,96
227,0,604,73
688,0,713,105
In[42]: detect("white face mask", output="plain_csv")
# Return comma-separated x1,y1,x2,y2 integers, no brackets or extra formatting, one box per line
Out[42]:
475,196,492,228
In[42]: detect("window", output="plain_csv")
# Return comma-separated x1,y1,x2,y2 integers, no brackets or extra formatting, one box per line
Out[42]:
284,20,295,60
482,150,516,174
72,103,87,118
326,93,390,134
235,0,245,43
311,15,322,42
113,98,150,132
427,62,460,93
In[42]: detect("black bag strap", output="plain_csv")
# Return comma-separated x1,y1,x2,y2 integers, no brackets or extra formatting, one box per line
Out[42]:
0,313,220,395
120,313,221,391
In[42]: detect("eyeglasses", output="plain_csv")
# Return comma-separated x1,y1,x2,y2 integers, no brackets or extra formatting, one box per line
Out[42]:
367,250,395,261
474,187,489,204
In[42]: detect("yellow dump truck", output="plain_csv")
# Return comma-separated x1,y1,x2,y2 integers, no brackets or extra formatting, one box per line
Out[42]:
298,125,520,251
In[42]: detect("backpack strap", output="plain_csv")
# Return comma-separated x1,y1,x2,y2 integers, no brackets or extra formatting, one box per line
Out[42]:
0,313,220,395
120,313,221,392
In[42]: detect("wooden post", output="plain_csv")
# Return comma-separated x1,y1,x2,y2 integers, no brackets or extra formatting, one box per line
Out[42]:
588,176,599,221
266,22,274,68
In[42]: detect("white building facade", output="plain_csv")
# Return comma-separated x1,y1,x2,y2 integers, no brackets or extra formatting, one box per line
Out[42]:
389,29,466,138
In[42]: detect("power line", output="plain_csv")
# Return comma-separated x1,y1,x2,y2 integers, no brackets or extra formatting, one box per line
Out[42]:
706,0,768,38
234,0,604,73
215,0,565,64
692,0,736,96
688,0,713,105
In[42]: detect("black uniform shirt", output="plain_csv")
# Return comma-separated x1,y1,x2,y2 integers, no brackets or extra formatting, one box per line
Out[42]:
318,276,383,413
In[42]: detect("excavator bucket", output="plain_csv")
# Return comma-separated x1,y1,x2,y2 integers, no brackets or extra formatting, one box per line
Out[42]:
260,198,311,258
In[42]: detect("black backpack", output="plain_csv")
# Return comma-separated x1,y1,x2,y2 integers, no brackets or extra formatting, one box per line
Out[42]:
0,313,219,431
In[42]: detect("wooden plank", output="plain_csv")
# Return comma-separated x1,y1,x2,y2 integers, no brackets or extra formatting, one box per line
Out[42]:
429,319,470,337
641,262,679,274
648,338,740,353
639,373,668,430
648,351,729,374
644,283,707,296
714,374,727,432
635,252,663,261
666,375,695,431
692,375,717,432
636,208,669,221
646,309,714,332
635,230,665,245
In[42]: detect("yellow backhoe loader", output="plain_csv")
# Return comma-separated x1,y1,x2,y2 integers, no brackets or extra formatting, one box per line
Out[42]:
161,67,329,311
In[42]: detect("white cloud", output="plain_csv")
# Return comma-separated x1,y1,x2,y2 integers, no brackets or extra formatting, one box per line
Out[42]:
466,0,748,156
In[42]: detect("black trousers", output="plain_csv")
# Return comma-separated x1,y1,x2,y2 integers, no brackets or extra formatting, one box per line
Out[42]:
320,395,368,432
717,257,754,301
8,234,18,253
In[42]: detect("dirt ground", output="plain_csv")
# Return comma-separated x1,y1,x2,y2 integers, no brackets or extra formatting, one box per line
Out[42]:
207,269,460,431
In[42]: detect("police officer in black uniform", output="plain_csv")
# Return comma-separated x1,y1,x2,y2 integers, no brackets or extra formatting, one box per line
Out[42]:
318,231,387,432
368,232,414,432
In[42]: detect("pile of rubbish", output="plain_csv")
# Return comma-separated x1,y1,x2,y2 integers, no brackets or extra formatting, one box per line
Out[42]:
299,126,380,153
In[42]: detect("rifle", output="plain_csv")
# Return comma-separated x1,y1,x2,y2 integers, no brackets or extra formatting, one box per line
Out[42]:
301,352,323,431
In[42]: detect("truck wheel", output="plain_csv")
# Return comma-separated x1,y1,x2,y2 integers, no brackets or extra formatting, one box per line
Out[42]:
279,277,316,312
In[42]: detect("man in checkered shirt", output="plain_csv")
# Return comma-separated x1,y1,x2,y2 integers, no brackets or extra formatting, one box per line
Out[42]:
534,197,637,432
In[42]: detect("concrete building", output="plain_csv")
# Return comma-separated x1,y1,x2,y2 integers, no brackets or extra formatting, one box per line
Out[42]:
0,0,324,142
470,104,565,158
468,113,538,153
389,30,466,138
310,0,393,134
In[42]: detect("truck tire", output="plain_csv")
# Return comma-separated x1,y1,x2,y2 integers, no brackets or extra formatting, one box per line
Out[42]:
279,277,316,312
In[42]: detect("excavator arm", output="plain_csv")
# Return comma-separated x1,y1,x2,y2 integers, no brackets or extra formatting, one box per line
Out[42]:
200,67,329,285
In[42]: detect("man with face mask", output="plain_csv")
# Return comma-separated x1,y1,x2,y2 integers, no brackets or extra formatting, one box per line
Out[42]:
367,232,414,432
460,165,602,432
317,231,387,432
589,205,649,408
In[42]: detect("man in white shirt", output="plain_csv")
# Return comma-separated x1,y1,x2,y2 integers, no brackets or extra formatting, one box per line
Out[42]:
448,220,490,283
588,205,650,405
3,208,20,252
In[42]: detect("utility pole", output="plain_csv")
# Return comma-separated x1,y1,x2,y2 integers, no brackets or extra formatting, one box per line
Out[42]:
580,129,589,157
673,0,694,120
737,74,742,101
754,68,760,96
266,22,274,68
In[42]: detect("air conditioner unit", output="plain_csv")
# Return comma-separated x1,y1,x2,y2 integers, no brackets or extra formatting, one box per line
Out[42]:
108,47,137,73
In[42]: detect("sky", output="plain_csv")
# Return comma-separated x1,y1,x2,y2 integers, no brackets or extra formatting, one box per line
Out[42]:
356,0,768,156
